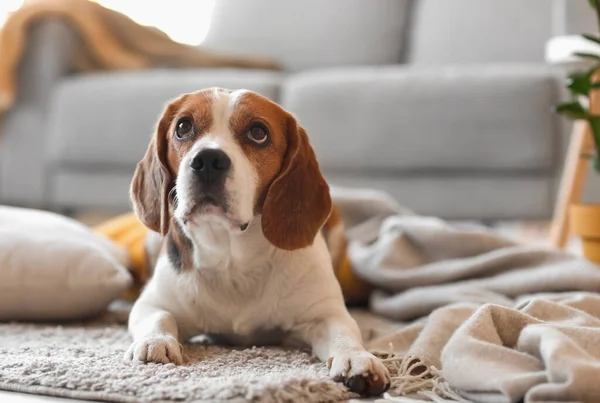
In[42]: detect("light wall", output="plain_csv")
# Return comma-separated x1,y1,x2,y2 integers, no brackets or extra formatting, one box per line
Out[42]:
94,0,215,45
0,0,215,46
0,0,24,26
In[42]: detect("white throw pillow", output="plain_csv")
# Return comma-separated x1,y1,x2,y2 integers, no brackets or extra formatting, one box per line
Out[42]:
0,206,133,321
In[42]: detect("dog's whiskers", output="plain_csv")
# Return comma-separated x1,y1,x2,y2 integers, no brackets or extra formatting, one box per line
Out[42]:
168,186,179,210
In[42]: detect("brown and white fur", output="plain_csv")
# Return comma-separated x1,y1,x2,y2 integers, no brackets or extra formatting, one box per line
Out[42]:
126,88,390,396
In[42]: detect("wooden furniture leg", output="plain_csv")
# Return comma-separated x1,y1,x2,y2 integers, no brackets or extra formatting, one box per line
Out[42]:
550,121,593,248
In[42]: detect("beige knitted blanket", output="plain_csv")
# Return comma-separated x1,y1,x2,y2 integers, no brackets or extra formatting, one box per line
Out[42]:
332,187,600,402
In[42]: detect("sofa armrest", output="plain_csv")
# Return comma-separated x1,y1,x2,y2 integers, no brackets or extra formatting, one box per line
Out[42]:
13,17,79,110
0,18,78,206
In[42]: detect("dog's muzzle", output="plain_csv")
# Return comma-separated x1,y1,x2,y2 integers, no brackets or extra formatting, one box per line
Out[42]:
188,148,232,213
190,149,231,186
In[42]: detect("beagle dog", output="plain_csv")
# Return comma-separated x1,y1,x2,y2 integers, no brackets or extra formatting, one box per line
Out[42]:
125,88,390,396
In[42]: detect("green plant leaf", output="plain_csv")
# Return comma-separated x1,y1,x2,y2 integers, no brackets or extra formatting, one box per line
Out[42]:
593,154,600,173
589,117,600,174
583,153,595,160
556,101,588,119
589,116,600,147
583,34,600,45
574,52,600,61
567,71,593,96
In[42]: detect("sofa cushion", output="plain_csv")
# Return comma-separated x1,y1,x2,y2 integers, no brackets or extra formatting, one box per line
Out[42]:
202,0,410,71
408,0,553,64
281,65,559,172
47,69,282,169
325,173,552,220
50,171,133,209
561,0,598,36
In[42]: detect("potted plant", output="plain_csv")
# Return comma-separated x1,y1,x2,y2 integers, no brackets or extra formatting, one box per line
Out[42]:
556,0,600,262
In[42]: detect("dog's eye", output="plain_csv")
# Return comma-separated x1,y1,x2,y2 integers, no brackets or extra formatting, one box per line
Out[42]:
175,118,194,139
246,124,268,145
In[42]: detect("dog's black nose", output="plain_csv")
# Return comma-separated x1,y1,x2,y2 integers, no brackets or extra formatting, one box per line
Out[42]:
190,149,231,183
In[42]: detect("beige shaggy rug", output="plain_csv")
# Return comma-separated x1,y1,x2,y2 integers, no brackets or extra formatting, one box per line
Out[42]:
0,308,408,402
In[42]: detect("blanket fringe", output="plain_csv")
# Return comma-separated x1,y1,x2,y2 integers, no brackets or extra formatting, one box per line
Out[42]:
375,351,469,402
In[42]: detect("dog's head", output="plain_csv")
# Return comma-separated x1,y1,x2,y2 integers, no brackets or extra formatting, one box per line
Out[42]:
130,88,331,250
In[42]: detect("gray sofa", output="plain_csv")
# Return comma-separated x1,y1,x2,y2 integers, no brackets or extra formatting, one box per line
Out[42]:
0,0,596,219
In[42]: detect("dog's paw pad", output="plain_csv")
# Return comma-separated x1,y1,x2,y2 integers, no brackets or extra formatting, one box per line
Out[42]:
329,350,390,397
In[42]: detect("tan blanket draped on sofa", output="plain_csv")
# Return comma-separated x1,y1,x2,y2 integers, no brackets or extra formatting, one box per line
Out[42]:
0,0,280,119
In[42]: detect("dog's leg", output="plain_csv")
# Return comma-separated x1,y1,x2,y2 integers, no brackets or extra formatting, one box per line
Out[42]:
294,311,390,396
125,301,184,365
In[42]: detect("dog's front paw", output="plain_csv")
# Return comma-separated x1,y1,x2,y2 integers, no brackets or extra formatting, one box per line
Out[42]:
125,335,184,365
327,350,390,397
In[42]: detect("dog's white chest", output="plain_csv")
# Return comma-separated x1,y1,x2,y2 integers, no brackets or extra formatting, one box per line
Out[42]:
161,257,283,340
144,225,335,343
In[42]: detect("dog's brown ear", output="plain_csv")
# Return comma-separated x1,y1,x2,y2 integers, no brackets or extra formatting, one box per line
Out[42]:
130,99,180,235
262,116,332,250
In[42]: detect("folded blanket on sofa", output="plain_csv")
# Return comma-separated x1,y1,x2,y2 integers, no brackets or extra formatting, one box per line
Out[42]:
330,187,600,402
0,0,280,119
